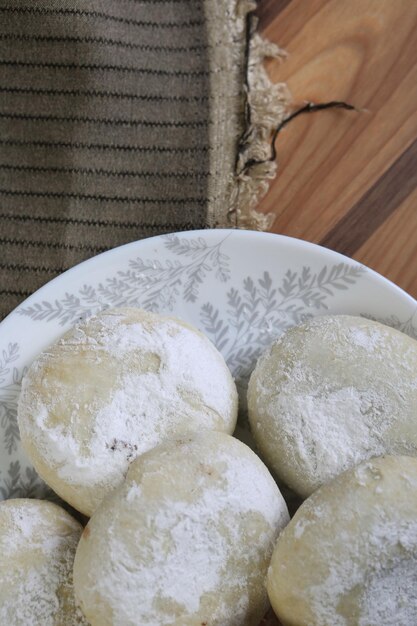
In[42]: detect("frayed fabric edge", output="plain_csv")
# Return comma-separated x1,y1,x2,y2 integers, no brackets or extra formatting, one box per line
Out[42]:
205,0,291,231
232,30,291,230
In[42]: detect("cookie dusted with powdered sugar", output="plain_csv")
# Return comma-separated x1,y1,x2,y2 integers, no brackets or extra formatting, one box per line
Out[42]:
18,307,238,515
268,455,417,626
248,315,417,497
73,431,289,626
0,499,87,625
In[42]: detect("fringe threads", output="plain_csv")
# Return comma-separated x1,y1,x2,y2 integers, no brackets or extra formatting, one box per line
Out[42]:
229,9,291,231
204,0,291,232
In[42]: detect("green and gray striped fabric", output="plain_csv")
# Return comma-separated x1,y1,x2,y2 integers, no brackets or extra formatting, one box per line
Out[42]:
1,0,249,319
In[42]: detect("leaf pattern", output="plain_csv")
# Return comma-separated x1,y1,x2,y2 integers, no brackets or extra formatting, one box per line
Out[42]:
201,264,367,385
279,263,364,308
18,233,232,324
200,303,229,352
0,343,25,454
0,342,19,385
361,311,417,340
0,460,60,501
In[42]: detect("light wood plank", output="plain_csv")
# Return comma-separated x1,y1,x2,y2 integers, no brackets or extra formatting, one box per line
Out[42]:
255,0,417,299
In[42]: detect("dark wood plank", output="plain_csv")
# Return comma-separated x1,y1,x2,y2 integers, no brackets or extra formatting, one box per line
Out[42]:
320,137,417,255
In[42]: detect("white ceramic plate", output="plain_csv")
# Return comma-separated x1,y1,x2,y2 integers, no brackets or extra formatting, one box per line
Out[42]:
0,229,416,501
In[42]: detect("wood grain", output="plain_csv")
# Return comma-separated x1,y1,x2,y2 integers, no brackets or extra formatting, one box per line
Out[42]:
256,0,417,298
321,137,417,254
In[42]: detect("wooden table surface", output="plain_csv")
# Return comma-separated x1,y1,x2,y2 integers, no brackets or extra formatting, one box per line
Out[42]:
256,0,417,300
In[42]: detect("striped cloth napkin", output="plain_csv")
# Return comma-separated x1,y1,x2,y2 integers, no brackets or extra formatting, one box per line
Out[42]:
0,0,288,319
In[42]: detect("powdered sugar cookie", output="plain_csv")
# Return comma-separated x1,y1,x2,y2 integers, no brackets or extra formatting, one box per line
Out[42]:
267,455,417,626
0,498,87,625
73,431,289,626
18,307,238,515
248,315,417,497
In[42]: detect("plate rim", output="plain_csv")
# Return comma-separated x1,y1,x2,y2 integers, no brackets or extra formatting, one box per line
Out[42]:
2,229,416,328
1,227,416,504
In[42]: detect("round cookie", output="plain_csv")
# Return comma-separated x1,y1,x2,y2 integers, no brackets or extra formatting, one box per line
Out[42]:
0,498,87,625
73,431,289,626
248,314,417,497
267,455,417,626
18,307,238,515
